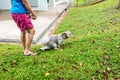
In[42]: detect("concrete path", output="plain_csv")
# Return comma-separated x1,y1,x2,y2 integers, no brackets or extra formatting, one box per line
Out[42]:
0,1,70,44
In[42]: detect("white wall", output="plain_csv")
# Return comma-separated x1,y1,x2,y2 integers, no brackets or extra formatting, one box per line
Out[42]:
0,0,56,11
28,0,38,7
38,0,48,11
0,0,11,9
48,0,56,7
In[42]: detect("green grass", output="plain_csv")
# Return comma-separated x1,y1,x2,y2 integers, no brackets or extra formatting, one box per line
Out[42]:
0,0,120,79
72,0,101,7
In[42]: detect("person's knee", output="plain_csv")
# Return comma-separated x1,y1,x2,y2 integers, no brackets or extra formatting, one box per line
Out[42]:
30,28,35,35
21,31,26,36
32,28,35,34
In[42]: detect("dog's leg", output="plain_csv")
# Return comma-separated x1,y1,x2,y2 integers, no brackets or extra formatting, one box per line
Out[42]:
52,44,59,49
57,45,60,48
40,46,51,51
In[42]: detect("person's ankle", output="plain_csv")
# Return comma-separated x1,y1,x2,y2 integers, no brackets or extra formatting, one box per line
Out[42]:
24,50,29,54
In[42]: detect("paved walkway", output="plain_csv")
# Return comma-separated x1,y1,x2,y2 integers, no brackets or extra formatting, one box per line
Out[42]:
0,1,70,44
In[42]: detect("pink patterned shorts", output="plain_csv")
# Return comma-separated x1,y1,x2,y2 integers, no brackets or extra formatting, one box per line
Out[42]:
11,13,33,31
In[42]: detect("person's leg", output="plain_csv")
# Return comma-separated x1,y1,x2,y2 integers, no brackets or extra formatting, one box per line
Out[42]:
11,13,36,55
24,28,35,54
20,31,26,51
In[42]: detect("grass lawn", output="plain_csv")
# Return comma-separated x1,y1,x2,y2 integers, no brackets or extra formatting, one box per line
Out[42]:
72,0,101,7
0,0,120,79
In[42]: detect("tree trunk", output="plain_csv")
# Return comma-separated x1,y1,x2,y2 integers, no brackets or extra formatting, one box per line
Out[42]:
117,0,120,8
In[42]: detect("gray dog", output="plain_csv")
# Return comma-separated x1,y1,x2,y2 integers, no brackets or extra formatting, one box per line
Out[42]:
40,31,72,51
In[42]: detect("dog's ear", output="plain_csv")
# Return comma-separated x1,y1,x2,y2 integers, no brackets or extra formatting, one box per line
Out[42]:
61,33,68,39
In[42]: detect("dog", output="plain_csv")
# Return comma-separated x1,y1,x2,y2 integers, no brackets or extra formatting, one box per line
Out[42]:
40,31,72,51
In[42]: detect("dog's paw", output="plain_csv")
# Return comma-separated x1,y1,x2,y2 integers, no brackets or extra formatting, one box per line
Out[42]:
54,48,58,49
40,48,45,51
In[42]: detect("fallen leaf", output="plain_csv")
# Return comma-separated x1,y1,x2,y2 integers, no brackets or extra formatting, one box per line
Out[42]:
102,69,108,79
90,38,96,43
11,64,16,67
12,60,17,64
45,72,50,77
104,55,110,59
59,49,63,51
116,46,120,48
72,64,78,70
11,60,17,67
79,62,83,67
42,65,46,69
107,67,111,72
102,61,108,65
92,76,96,80
3,68,9,72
